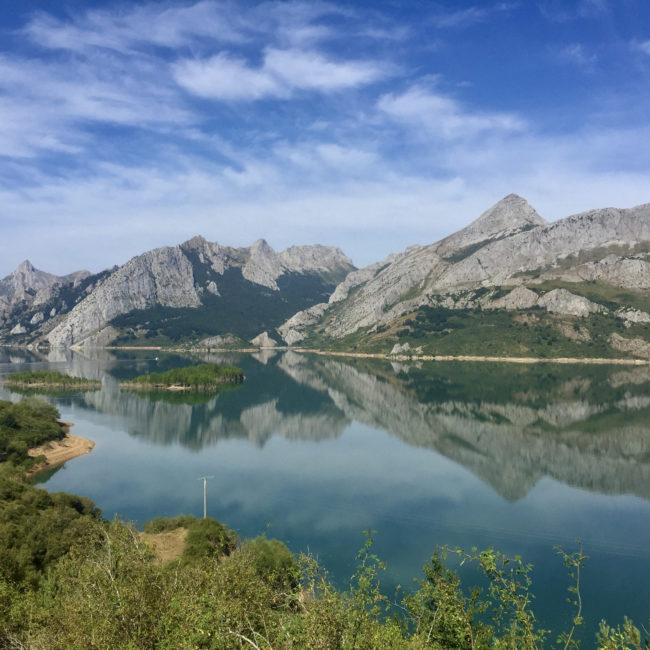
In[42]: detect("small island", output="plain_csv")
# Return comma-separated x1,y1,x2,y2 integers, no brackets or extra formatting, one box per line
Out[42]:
120,363,244,391
3,370,101,390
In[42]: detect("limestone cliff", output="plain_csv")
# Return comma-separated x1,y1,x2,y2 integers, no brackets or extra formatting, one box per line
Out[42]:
280,195,650,343
1,237,354,347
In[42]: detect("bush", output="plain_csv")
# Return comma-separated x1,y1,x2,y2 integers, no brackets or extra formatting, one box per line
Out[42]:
243,536,300,591
182,518,238,564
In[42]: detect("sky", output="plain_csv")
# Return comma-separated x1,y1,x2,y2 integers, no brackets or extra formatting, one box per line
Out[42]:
1,0,650,278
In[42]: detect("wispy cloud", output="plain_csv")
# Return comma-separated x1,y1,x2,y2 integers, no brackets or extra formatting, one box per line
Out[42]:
432,2,516,28
633,40,650,56
24,2,246,53
538,0,610,22
554,43,598,70
174,48,388,101
377,85,525,140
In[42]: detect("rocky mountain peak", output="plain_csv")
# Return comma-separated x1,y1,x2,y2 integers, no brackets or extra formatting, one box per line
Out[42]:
249,239,274,256
14,260,35,274
1,260,57,299
182,235,208,250
474,194,546,232
437,194,547,256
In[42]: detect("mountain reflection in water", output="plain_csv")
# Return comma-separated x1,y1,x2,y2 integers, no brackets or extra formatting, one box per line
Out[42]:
51,349,650,503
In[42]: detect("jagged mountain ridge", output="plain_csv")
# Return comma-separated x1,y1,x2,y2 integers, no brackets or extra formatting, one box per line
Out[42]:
0,261,93,336
0,237,354,348
280,195,650,348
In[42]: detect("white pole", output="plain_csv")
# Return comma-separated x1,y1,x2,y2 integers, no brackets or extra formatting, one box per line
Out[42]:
197,476,214,519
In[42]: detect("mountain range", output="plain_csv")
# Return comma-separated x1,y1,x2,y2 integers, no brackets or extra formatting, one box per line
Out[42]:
0,237,354,348
2,194,649,357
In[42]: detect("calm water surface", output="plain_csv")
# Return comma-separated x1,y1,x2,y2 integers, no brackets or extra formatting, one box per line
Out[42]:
1,348,649,642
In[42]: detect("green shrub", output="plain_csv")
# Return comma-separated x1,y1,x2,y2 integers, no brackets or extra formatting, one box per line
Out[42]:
181,518,238,564
242,536,300,591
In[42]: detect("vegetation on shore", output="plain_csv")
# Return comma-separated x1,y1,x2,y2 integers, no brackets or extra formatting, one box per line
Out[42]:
0,398,647,648
0,398,65,466
3,370,101,390
120,362,244,391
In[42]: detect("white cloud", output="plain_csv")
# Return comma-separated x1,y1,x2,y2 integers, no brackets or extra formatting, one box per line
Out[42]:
377,85,525,139
265,48,386,90
24,1,245,53
0,52,190,158
174,48,388,100
173,53,284,100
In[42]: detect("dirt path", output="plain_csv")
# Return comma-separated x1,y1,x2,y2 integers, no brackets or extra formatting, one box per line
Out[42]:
27,422,95,477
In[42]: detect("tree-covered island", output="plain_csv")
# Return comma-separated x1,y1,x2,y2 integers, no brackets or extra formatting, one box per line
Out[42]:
2,370,101,390
119,362,244,391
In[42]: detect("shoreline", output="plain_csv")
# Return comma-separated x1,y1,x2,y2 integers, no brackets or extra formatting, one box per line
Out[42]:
292,349,650,365
3,381,101,389
27,421,95,477
3,343,649,365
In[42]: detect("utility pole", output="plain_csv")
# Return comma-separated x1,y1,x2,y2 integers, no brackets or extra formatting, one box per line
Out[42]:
197,476,214,519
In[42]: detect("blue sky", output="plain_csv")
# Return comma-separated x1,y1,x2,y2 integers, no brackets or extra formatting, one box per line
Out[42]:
1,0,650,277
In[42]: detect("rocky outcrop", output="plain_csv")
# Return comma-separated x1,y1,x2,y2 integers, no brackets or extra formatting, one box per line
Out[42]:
197,334,243,348
250,331,278,348
278,303,329,345
535,254,650,290
536,288,605,317
609,333,650,358
488,286,539,310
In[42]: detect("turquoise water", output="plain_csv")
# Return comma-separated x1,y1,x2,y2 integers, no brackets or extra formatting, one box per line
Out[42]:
1,348,649,642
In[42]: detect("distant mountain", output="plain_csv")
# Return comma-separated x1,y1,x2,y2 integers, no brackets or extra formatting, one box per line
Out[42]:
0,238,354,348
0,261,93,337
280,195,650,358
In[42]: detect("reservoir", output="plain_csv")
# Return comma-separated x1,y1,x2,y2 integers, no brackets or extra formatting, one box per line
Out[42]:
1,348,649,642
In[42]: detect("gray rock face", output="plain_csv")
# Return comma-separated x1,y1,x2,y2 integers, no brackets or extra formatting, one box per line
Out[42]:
0,261,89,318
488,286,539,310
278,303,329,345
250,331,278,348
47,246,200,348
40,236,354,347
0,261,91,341
436,193,547,258
537,288,605,317
609,333,650,358
198,334,242,348
279,196,650,342
535,254,650,290
182,236,354,293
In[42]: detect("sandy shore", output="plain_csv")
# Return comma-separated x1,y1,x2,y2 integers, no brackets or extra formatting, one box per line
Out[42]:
27,421,95,477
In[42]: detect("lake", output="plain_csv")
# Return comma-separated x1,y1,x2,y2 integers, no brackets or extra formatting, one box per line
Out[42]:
1,347,649,642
